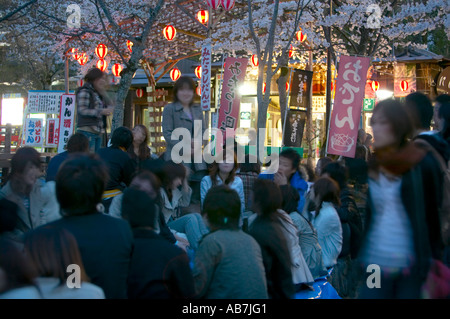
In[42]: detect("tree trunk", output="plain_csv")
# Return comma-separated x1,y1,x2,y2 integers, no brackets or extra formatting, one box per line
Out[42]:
276,52,289,135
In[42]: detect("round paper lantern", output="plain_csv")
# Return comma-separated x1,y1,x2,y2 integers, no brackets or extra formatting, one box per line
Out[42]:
371,80,380,92
400,80,409,92
95,43,108,59
126,40,133,53
136,88,144,98
206,0,221,9
71,48,81,61
286,82,290,91
288,45,293,58
263,82,266,93
221,0,235,11
196,10,209,24
331,81,335,92
170,68,181,81
296,31,307,42
251,54,259,67
196,86,201,96
77,79,84,87
96,59,108,72
195,66,202,79
112,63,123,77
163,25,176,41
78,53,88,65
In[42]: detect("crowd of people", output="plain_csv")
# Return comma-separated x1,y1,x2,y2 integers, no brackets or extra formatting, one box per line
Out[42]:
0,68,449,299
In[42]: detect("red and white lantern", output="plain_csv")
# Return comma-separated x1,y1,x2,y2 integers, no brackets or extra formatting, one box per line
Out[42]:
163,25,176,41
196,10,209,24
221,0,235,11
289,45,293,58
286,82,290,92
206,0,221,10
112,63,123,77
95,43,108,59
126,40,133,53
263,82,266,93
78,53,88,65
296,31,307,42
195,66,202,79
371,80,380,92
170,68,181,81
251,54,259,67
400,80,409,92
77,79,84,87
71,48,81,61
136,88,144,98
196,86,201,96
96,59,108,72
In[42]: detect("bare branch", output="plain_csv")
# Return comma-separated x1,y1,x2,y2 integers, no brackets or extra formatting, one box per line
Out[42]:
0,0,37,24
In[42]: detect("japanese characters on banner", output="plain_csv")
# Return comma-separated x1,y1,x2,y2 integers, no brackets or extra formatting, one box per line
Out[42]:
27,91,65,114
57,94,76,153
45,119,59,147
284,109,306,148
24,118,44,147
327,55,371,158
200,43,212,111
217,57,248,140
289,69,313,109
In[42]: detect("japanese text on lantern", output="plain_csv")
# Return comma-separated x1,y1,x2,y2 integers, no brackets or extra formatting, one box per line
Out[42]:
201,44,211,111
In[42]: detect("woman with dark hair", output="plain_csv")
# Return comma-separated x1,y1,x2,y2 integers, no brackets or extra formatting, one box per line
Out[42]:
76,68,114,152
162,76,207,204
46,154,133,299
97,126,136,213
193,185,268,299
128,124,157,170
0,237,40,299
358,99,443,299
0,147,60,243
307,177,342,270
248,179,296,299
24,225,104,299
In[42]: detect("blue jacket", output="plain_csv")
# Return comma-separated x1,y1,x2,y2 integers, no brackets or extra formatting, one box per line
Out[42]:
259,171,308,213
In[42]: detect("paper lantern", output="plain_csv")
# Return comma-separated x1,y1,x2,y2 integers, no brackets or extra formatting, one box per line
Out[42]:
136,88,144,98
95,43,108,59
77,79,84,87
296,31,307,42
286,82,290,91
78,53,88,65
71,48,81,61
196,10,209,24
170,68,181,81
371,80,380,92
195,66,202,79
263,82,266,93
163,25,176,41
221,0,235,11
251,54,259,67
196,86,201,96
400,80,409,92
206,0,221,9
96,59,108,72
112,63,123,77
289,45,293,58
127,40,133,53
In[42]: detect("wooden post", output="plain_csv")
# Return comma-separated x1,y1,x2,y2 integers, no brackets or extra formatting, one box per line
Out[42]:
5,123,11,154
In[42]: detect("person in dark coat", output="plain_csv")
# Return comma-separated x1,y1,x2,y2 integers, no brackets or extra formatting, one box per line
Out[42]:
46,154,133,299
123,188,195,299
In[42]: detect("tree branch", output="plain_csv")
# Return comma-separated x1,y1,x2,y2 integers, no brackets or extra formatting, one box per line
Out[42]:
0,0,37,24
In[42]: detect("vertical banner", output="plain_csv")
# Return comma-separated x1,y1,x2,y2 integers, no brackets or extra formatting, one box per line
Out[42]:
217,57,248,140
289,69,313,109
284,109,306,148
327,55,371,158
24,118,44,147
57,94,76,153
200,43,212,111
394,63,416,97
45,118,59,147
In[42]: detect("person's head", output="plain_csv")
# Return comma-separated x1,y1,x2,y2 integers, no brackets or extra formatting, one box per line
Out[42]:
313,177,340,215
252,179,283,217
364,134,373,148
122,188,159,230
0,237,37,294
84,68,106,92
438,102,450,141
370,99,413,150
157,160,186,191
202,185,241,231
434,94,450,129
55,154,108,216
24,225,89,285
404,92,433,132
9,147,42,190
239,155,261,174
129,125,150,160
209,152,238,186
67,133,89,153
315,157,333,177
278,148,301,179
357,129,367,145
110,126,133,150
321,162,348,190
129,170,160,200
173,76,195,106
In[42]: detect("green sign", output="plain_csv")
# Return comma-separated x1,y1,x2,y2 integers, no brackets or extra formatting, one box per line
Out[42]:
363,98,375,111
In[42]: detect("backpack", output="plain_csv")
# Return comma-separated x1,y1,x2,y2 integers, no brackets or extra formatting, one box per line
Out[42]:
415,139,450,246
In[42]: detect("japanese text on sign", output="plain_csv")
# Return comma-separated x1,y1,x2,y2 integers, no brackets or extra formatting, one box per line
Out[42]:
201,44,212,111
57,94,76,153
24,119,44,147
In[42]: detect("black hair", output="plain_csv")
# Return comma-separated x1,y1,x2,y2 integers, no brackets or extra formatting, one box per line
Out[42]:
173,76,196,105
435,94,450,105
313,177,340,216
321,162,348,190
122,188,158,229
67,133,89,153
438,102,450,141
110,126,133,150
280,148,301,172
203,185,241,230
405,92,433,130
84,68,105,83
55,154,108,216
252,179,283,218
239,155,261,174
10,147,41,177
